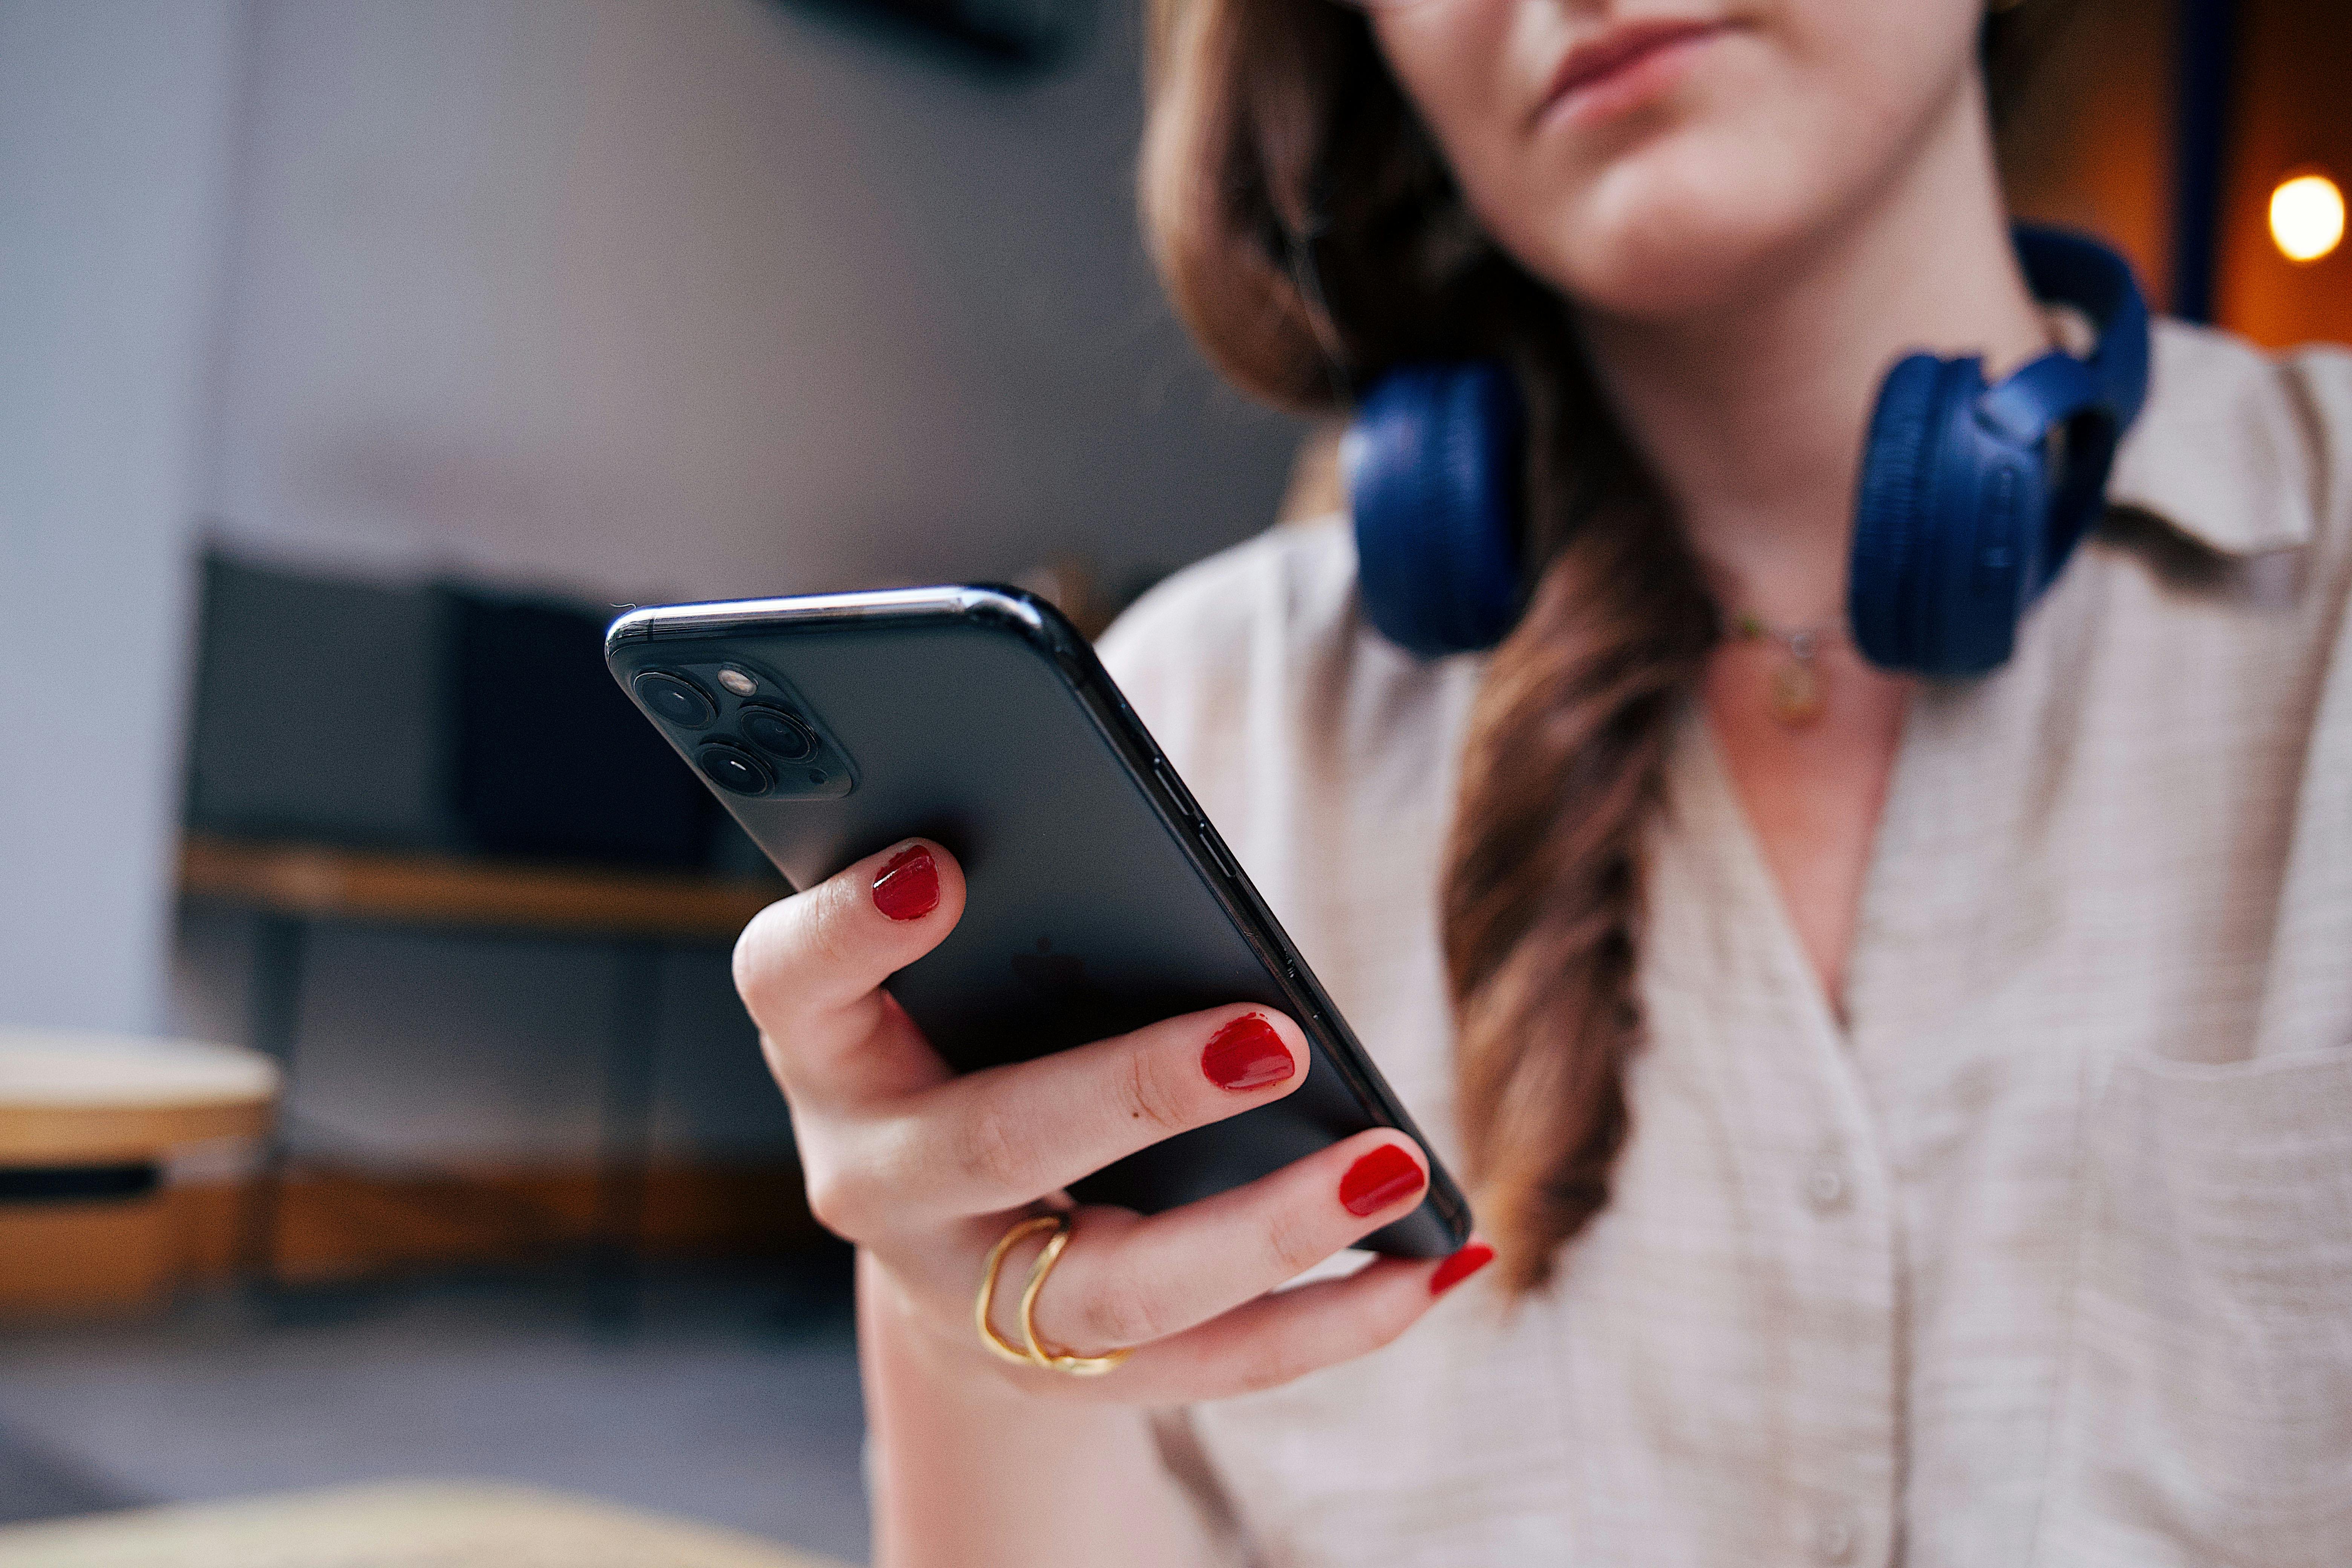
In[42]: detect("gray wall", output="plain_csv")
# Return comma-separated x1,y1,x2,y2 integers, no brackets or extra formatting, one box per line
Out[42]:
204,0,1296,602
0,0,241,1035
166,0,1299,1162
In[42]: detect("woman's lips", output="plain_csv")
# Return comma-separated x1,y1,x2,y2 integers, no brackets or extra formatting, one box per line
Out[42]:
1535,18,1734,132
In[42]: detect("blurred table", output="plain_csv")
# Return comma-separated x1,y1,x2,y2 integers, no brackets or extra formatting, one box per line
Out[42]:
178,834,785,1316
0,1480,850,1568
0,1029,278,1317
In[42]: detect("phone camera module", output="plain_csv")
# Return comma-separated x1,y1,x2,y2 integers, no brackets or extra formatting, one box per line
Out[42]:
634,671,715,729
697,741,772,796
740,706,819,763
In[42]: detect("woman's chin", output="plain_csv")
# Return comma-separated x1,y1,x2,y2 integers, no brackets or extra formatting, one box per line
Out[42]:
1490,140,1821,324
1527,211,1801,325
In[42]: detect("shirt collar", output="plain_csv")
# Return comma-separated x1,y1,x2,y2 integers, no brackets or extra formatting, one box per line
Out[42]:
2103,318,2314,557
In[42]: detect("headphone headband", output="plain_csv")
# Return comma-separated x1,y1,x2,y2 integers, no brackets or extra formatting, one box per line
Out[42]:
2014,224,2150,435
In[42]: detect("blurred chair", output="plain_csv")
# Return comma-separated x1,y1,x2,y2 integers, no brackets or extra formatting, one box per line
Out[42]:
178,836,783,1313
0,1480,849,1567
181,554,792,1311
0,1030,277,1318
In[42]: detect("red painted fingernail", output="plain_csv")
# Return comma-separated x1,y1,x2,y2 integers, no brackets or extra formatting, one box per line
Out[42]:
1338,1144,1425,1217
872,845,939,922
1202,1014,1294,1092
1430,1241,1495,1296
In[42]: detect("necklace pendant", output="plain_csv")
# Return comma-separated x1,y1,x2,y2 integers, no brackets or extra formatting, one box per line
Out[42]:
1770,657,1825,728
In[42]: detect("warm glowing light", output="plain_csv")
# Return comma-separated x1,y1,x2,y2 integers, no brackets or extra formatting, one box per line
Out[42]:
2269,173,2345,263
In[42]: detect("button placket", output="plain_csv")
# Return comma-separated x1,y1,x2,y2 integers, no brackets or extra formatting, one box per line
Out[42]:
1814,1511,1859,1563
1804,1142,1851,1214
1663,719,1904,1568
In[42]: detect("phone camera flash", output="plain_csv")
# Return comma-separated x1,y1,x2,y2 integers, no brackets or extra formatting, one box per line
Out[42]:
717,668,758,697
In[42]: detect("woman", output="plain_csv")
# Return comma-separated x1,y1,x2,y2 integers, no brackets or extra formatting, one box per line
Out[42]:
736,1,2352,1562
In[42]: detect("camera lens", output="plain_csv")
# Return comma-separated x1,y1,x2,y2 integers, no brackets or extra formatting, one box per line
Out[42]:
698,742,772,796
634,671,715,728
740,706,818,762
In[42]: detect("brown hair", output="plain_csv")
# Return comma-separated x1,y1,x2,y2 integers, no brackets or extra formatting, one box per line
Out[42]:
1142,0,1704,1294
1141,0,2052,1292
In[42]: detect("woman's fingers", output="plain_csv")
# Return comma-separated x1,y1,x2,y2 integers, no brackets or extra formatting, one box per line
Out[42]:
735,838,966,1107
1008,1129,1430,1358
1117,1251,1468,1400
862,1003,1312,1224
740,834,1478,1407
995,1242,1486,1406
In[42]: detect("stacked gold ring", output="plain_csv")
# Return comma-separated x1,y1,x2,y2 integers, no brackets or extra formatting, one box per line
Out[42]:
974,1212,1133,1376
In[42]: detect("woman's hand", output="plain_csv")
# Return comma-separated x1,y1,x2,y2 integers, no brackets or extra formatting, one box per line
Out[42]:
734,838,1487,1403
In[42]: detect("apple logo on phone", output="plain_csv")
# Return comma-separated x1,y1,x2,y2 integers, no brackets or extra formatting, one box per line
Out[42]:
1011,936,1093,1000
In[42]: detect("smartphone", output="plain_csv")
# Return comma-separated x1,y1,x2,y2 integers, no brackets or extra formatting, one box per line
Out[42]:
605,585,1471,1257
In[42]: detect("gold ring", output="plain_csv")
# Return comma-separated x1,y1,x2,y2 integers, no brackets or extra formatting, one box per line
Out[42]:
1017,1217,1134,1375
975,1214,1061,1366
972,1212,1133,1377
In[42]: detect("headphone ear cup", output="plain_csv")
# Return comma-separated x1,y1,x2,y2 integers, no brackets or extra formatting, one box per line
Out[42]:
1346,363,1524,658
1849,228,2150,679
1849,353,1967,672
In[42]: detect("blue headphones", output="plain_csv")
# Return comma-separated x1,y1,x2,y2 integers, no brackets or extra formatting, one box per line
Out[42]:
1345,225,2151,677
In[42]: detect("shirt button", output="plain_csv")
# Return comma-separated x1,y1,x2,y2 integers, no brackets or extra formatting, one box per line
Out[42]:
1814,1514,1858,1563
1805,1158,1849,1213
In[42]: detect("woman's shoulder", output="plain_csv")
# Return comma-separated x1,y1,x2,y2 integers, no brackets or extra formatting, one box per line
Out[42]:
2111,319,2352,571
1094,511,1479,827
1098,514,1361,693
1095,514,1400,763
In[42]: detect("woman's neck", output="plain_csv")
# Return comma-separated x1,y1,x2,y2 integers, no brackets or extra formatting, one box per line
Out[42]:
1575,74,2051,627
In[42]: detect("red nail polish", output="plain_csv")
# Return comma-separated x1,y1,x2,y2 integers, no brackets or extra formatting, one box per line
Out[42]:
1338,1144,1425,1217
1429,1241,1495,1296
873,845,939,922
1201,1014,1294,1092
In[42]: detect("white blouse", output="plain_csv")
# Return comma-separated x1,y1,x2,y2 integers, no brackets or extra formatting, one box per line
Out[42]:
1095,320,2352,1568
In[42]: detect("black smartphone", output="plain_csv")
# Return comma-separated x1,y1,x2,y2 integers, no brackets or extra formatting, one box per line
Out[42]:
606,585,1470,1257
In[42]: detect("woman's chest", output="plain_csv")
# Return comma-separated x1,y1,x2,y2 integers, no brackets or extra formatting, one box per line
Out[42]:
1188,627,2352,1568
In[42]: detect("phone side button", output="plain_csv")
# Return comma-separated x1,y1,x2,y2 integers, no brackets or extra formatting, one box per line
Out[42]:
1153,758,1199,821
1199,829,1240,881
